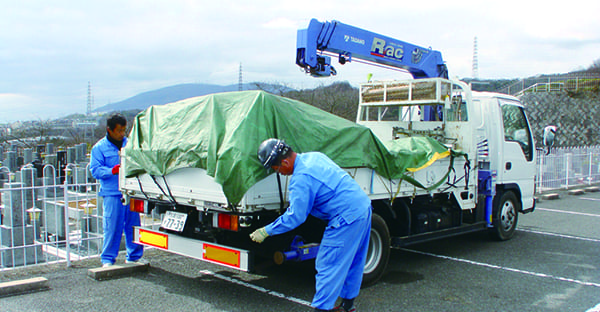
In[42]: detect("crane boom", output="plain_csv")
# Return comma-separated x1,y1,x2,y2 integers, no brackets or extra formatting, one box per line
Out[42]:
296,19,448,79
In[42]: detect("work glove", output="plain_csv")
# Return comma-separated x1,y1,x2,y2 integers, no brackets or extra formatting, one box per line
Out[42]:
250,227,269,243
111,164,120,175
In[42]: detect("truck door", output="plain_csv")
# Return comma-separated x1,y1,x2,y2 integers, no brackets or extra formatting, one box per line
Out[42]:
500,101,535,210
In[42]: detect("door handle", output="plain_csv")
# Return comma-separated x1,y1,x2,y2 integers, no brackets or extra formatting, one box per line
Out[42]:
505,162,512,170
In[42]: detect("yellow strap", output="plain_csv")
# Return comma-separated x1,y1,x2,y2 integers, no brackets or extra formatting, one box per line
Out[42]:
406,150,451,172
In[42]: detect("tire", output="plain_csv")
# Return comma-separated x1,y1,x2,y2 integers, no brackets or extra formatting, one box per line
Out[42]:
490,191,519,241
362,213,390,286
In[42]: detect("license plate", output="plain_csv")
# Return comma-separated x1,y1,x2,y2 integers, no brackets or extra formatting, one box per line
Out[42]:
161,211,188,232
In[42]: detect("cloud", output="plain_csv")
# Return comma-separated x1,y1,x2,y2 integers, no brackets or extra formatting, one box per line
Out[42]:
0,93,36,106
1,0,600,122
0,94,42,122
263,18,300,29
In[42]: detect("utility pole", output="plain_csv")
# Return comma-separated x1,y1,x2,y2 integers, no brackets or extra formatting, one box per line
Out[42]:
472,37,479,79
85,81,94,144
87,81,93,116
238,63,243,91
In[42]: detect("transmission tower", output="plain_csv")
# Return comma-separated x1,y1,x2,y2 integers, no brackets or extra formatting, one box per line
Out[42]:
87,81,93,115
238,63,243,91
472,36,479,79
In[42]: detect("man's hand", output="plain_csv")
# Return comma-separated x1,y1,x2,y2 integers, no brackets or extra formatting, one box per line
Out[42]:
112,164,120,175
250,227,269,243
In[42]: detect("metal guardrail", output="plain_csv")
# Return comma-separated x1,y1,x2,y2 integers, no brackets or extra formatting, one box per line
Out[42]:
516,82,564,96
498,74,600,96
536,145,600,192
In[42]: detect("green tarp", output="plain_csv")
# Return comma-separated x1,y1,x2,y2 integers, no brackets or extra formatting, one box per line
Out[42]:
123,90,452,204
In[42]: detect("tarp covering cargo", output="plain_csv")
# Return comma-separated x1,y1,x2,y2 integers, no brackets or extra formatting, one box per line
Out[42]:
123,90,452,204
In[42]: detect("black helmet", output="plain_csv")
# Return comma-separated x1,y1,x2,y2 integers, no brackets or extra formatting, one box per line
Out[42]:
257,138,290,169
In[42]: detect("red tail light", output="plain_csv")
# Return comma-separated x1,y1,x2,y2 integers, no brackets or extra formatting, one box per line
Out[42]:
217,213,239,231
130,198,145,213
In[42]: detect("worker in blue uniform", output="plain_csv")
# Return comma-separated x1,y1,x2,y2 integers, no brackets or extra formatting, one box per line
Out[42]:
251,139,372,312
90,113,144,267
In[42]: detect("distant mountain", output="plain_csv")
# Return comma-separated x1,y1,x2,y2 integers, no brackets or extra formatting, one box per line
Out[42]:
94,83,291,113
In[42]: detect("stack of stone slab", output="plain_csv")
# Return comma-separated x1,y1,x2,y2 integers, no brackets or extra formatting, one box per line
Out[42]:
0,176,44,267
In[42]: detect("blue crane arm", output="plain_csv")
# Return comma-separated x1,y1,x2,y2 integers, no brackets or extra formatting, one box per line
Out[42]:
296,19,448,79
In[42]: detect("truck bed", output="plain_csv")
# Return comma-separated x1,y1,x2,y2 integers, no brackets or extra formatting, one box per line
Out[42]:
120,153,475,214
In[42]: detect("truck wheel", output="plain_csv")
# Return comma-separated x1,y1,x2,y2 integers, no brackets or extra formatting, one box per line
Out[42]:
362,213,390,286
490,191,519,241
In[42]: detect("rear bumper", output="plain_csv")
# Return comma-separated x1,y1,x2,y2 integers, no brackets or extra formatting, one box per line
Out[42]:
133,226,253,272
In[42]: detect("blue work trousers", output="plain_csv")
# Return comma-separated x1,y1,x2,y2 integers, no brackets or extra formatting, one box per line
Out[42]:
312,209,372,309
101,195,143,264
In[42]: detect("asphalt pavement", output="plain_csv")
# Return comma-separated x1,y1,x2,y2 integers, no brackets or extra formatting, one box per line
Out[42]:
1,187,599,312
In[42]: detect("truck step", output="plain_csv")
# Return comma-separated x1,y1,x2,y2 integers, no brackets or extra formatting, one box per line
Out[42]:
391,222,488,247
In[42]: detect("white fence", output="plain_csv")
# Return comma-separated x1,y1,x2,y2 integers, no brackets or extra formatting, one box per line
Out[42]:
0,164,104,271
536,145,600,192
0,147,596,270
0,163,162,271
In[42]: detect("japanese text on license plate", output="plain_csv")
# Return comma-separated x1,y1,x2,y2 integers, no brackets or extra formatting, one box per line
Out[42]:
161,211,188,232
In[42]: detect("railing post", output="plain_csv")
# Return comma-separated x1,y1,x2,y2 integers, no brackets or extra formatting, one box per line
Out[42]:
539,152,544,192
589,151,593,185
64,165,71,267
565,153,570,189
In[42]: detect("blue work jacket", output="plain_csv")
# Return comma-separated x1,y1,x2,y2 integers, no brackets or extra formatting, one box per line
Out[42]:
90,136,127,197
265,152,371,236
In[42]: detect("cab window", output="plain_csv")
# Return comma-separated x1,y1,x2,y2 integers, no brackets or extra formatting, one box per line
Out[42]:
501,103,533,161
446,95,468,121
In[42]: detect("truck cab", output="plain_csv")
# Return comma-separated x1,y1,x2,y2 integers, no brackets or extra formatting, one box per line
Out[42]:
474,92,536,209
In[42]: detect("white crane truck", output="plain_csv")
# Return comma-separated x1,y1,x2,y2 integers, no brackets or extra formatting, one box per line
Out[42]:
120,19,553,285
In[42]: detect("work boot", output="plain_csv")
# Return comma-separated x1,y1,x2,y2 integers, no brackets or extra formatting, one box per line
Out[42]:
332,305,356,312
126,258,149,265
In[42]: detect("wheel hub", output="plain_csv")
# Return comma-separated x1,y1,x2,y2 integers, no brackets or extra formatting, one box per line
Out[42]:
364,229,382,274
500,200,516,231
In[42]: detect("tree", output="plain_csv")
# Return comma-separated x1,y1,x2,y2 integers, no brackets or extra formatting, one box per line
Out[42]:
32,118,53,141
284,82,359,121
252,82,295,96
589,58,600,74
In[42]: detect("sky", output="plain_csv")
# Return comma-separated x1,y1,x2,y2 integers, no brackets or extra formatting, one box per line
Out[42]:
1,0,599,122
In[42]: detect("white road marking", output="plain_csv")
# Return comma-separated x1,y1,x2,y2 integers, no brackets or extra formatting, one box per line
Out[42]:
518,229,600,243
198,269,312,307
520,229,600,312
198,227,599,309
587,302,600,312
402,249,600,288
536,207,600,218
580,197,600,202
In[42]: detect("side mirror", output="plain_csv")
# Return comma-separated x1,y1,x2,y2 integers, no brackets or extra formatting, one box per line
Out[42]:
542,125,557,155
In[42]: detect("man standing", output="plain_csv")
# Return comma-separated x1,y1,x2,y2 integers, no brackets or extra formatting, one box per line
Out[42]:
251,139,372,312
90,113,144,267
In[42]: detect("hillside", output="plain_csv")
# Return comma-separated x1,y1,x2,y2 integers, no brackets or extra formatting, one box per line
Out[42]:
94,83,274,113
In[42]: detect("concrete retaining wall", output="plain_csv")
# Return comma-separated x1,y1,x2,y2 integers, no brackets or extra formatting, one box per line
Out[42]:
520,92,600,147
